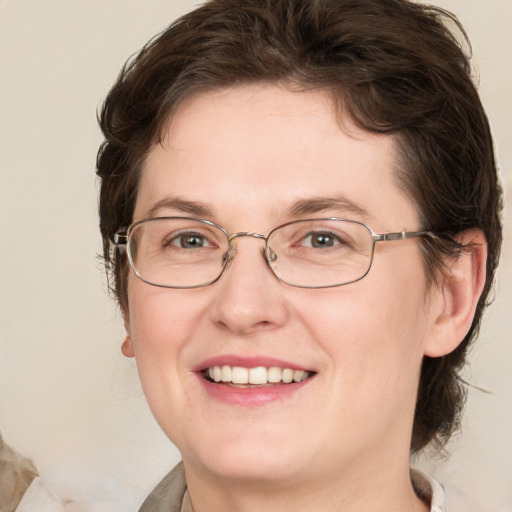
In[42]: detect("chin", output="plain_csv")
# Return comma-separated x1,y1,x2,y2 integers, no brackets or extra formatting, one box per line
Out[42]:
181,428,311,484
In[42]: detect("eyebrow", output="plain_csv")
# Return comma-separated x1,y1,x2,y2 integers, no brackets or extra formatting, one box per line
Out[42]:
285,195,371,219
145,197,215,218
144,194,371,222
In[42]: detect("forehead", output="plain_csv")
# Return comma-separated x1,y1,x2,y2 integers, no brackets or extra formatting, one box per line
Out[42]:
135,85,419,230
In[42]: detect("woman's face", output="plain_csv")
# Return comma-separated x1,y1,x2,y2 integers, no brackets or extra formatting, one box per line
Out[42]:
123,85,438,487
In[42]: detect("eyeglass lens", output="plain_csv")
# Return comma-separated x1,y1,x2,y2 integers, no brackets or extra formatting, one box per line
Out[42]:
126,218,375,288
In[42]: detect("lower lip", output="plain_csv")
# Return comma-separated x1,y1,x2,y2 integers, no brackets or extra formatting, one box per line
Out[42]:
197,375,313,406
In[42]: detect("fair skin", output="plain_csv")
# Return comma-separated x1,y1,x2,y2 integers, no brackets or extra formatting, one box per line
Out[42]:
122,85,485,512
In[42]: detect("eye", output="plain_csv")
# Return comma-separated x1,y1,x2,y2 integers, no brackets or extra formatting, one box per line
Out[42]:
301,231,343,248
165,231,213,249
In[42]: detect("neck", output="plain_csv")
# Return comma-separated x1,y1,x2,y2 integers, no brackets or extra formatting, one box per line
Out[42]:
183,456,429,512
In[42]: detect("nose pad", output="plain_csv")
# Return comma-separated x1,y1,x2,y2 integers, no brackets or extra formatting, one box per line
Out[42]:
266,246,277,262
222,245,236,267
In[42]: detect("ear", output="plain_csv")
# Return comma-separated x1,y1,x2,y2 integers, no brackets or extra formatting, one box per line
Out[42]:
424,229,487,357
121,316,135,358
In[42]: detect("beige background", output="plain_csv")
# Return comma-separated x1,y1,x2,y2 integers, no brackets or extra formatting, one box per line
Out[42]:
0,0,510,510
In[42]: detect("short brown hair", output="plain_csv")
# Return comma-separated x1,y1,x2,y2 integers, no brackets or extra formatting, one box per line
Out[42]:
97,0,502,452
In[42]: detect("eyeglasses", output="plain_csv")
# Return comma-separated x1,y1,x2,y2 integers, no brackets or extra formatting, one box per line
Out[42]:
113,217,438,289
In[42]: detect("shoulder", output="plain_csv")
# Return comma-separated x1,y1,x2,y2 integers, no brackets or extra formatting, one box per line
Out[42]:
412,467,486,512
138,462,187,512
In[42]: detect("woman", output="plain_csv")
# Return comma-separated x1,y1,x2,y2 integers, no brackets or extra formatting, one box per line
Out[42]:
96,0,502,510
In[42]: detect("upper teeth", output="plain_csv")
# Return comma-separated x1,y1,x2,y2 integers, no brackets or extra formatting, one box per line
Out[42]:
207,366,309,385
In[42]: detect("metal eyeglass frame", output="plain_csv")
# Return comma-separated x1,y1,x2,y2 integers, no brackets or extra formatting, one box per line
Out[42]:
113,217,440,289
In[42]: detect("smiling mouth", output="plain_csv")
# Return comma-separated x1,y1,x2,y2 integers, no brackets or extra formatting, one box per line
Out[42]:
203,365,313,387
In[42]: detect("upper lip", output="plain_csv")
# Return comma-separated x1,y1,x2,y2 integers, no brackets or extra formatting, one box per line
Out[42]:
193,355,313,372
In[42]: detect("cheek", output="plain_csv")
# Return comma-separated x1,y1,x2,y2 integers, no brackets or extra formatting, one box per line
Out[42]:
125,282,210,431
295,267,431,401
127,279,205,348
125,281,210,407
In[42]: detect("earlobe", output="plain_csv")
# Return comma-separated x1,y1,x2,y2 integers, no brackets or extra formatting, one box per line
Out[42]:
122,316,135,358
121,335,135,357
424,229,487,358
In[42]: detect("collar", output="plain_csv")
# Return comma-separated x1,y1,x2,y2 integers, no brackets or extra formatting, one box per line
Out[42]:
411,468,447,512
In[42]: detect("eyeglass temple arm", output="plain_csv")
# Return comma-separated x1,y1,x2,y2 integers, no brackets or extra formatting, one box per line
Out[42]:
374,230,440,242
113,233,128,246
109,234,128,262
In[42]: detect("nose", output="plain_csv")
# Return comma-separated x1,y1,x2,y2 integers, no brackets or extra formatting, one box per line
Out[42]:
210,235,289,335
